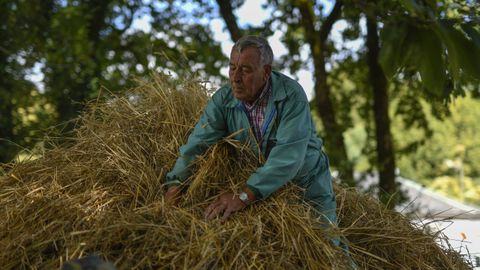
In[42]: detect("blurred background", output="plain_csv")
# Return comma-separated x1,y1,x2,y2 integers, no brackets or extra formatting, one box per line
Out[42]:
1,0,479,266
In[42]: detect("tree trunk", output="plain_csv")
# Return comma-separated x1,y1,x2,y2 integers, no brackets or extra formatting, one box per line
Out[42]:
296,0,355,186
215,0,243,42
55,1,110,126
0,48,16,163
0,3,15,163
0,88,15,163
0,1,55,162
366,16,397,208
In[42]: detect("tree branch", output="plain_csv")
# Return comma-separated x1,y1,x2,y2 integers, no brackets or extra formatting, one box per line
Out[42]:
215,0,243,42
319,1,343,44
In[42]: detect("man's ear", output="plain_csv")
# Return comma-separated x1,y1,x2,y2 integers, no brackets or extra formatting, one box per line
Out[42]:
263,64,272,81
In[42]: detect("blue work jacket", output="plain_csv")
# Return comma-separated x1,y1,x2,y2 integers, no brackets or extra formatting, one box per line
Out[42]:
166,71,334,201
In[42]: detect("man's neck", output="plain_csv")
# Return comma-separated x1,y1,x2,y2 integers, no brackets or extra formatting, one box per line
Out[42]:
244,80,270,106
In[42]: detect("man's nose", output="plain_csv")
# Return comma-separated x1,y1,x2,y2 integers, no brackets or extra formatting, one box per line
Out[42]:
233,68,241,82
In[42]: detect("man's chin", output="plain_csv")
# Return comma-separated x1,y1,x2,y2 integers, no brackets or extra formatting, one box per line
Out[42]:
232,90,244,100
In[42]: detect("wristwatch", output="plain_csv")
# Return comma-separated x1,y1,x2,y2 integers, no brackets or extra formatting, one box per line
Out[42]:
239,191,251,205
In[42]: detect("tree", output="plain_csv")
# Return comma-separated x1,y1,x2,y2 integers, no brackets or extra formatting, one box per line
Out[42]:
373,0,480,205
365,15,397,206
379,0,480,98
2,0,228,161
396,94,480,185
43,0,113,126
215,0,243,41
38,1,227,127
291,0,355,187
0,0,55,163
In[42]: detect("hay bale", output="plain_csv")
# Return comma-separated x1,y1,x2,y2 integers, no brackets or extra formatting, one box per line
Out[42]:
336,187,469,269
0,74,472,269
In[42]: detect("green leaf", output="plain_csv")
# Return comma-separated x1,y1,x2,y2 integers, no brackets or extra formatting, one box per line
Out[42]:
434,20,480,82
382,23,447,96
414,28,446,95
379,23,408,78
397,24,420,68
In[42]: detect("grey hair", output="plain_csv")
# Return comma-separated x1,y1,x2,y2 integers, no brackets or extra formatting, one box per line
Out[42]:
233,35,274,66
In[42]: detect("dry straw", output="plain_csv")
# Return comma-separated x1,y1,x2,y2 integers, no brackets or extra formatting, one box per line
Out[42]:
0,74,472,269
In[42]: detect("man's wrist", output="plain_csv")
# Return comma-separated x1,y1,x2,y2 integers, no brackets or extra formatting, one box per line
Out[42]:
239,186,256,205
245,184,262,201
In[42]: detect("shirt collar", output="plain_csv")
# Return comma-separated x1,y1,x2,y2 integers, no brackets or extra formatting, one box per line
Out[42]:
243,79,271,110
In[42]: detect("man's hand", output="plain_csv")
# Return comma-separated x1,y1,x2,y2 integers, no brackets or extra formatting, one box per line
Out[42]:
204,192,247,223
164,185,182,206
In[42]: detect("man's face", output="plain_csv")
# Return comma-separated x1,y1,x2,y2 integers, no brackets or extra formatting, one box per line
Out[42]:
229,47,271,103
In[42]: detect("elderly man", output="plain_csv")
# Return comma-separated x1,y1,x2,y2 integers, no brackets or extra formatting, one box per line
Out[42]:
164,35,336,226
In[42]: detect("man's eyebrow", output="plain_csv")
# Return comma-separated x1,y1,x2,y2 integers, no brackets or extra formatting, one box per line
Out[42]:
229,63,251,67
229,62,254,70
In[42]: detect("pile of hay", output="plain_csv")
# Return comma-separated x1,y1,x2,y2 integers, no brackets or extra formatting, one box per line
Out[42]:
0,75,472,269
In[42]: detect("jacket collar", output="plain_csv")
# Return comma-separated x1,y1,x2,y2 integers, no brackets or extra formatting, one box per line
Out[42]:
224,71,287,108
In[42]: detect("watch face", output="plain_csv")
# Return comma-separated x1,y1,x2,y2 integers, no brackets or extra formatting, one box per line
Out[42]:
239,192,248,202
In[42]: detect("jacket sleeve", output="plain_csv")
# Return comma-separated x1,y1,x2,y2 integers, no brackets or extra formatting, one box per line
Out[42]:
246,99,312,199
165,94,227,186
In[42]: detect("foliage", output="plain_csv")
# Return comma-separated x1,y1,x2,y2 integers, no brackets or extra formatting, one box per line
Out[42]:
395,94,480,182
0,0,56,163
430,176,480,206
379,0,480,100
330,67,480,206
1,0,227,162
42,0,227,123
